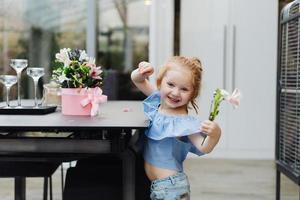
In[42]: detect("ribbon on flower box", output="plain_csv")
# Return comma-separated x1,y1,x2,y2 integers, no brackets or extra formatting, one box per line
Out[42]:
61,87,107,116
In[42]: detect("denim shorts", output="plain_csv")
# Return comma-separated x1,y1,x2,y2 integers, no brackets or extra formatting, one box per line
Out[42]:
150,172,190,200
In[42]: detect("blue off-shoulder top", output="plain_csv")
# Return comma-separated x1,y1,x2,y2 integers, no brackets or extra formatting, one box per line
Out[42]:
142,91,205,172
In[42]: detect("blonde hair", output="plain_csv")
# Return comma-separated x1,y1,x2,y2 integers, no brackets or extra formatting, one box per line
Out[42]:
156,56,203,113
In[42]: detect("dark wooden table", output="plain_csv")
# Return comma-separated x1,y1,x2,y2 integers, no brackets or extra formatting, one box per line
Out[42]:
0,100,148,200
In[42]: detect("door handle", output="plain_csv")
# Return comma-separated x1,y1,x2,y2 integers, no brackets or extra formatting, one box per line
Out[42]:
223,25,227,90
232,25,236,90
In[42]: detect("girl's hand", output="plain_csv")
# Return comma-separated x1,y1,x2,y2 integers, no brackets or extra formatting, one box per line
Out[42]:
138,61,154,78
189,120,221,154
131,61,156,96
201,120,221,139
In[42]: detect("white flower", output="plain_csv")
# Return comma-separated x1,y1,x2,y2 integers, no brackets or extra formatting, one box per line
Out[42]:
55,48,71,67
219,89,230,98
58,74,69,83
87,57,96,65
79,50,88,61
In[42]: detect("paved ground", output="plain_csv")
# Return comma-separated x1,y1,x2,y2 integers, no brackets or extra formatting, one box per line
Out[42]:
0,159,299,200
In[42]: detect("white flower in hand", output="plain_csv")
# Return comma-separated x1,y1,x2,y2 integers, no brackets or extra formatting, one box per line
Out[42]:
220,89,230,97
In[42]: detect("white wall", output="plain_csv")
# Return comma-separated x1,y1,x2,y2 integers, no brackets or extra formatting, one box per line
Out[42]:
149,0,278,160
182,0,278,160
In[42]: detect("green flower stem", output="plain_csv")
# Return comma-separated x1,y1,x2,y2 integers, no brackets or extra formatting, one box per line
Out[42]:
202,88,224,145
71,75,83,86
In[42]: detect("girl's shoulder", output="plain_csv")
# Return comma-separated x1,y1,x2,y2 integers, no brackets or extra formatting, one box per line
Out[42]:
143,90,161,120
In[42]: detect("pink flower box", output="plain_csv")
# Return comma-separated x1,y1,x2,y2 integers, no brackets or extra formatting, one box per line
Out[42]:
61,88,107,116
61,88,92,116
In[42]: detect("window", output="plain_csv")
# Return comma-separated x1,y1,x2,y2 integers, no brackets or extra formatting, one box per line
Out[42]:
98,0,150,100
0,0,150,102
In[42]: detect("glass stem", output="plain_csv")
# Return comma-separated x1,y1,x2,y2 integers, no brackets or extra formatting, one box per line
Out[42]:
34,81,38,107
6,86,10,107
17,72,21,107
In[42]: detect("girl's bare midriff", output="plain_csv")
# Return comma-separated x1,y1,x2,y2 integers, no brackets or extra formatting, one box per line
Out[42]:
145,162,178,181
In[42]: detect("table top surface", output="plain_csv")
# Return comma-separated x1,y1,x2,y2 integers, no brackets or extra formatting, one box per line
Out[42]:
0,101,148,131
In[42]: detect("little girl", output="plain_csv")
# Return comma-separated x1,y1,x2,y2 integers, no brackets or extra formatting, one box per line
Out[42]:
131,56,221,200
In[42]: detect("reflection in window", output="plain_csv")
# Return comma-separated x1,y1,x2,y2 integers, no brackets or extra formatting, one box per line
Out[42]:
0,0,87,100
0,0,149,102
98,0,149,100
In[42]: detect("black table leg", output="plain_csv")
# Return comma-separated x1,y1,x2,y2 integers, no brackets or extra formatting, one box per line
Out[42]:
43,177,48,200
276,169,280,200
61,164,64,200
122,149,135,200
50,177,53,200
15,177,26,200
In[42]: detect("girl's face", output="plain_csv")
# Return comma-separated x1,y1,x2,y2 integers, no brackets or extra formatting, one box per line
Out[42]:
160,67,194,112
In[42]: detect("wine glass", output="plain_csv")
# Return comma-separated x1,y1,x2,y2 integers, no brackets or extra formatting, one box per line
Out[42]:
26,67,45,108
0,75,17,108
10,59,28,107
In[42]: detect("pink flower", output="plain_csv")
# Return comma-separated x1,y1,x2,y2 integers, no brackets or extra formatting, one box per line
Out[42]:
221,88,241,108
89,66,103,80
85,60,102,80
228,88,241,108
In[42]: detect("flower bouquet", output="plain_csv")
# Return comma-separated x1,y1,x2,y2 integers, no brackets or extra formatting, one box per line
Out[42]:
52,48,107,116
202,88,241,144
208,88,241,121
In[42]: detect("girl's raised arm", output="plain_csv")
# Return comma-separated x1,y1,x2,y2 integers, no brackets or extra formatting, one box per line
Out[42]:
131,61,156,96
